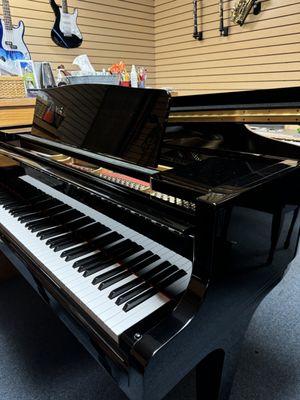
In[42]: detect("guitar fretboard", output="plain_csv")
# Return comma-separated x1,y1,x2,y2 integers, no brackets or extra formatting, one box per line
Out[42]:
62,0,68,14
2,0,13,30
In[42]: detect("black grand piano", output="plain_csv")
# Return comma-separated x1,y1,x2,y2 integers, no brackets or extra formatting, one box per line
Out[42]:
0,84,299,400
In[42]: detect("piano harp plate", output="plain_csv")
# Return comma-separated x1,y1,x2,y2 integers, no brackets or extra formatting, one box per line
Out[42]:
169,108,300,123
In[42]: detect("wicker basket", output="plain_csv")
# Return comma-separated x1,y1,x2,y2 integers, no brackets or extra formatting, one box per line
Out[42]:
0,76,26,99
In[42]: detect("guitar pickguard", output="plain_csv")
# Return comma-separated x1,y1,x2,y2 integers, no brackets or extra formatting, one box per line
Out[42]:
50,0,82,49
0,20,30,60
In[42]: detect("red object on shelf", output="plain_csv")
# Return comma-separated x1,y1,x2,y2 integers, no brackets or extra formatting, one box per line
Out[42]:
120,81,130,87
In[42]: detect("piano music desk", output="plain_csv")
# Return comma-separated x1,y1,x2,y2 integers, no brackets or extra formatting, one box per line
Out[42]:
0,98,36,129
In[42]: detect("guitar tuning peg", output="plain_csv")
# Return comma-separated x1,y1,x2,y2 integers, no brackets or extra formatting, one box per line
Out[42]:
253,1,262,15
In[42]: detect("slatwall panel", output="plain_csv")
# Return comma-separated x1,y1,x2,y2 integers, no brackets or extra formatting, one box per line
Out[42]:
0,0,155,83
154,0,300,94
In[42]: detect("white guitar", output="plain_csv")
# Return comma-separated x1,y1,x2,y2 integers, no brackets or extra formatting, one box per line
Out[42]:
50,0,82,49
0,0,30,61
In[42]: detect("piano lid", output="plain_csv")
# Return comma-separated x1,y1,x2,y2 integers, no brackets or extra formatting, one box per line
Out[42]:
31,84,170,168
169,86,300,124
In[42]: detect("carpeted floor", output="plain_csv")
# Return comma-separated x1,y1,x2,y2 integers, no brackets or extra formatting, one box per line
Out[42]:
0,255,299,400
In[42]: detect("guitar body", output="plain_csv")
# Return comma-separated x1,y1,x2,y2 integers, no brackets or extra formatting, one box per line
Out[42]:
0,19,30,60
50,0,82,49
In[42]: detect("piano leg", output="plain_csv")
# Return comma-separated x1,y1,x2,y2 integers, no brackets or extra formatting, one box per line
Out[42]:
267,207,284,265
195,340,243,400
195,349,225,400
284,207,300,249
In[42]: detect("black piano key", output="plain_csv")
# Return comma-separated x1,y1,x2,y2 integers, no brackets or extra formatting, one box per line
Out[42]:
19,195,43,204
116,283,150,306
122,269,186,312
52,209,83,224
60,243,92,260
45,204,71,216
121,250,155,270
31,198,62,210
31,222,55,234
19,204,69,223
73,253,103,269
108,254,159,298
26,217,52,231
10,204,35,215
157,269,187,291
74,222,110,240
86,244,138,277
3,200,23,210
76,242,141,272
84,243,141,275
86,240,140,266
79,254,115,273
46,233,74,248
61,231,122,261
0,197,14,204
99,270,132,290
123,288,157,312
80,258,112,275
138,261,171,282
0,192,12,198
149,265,178,285
2,199,21,208
88,245,143,280
11,206,37,217
104,239,136,257
37,226,65,240
115,261,171,305
30,198,62,211
98,252,156,290
53,239,79,252
99,254,160,290
90,265,123,281
18,212,43,223
51,238,78,252
18,203,68,223
64,216,94,231
59,219,97,241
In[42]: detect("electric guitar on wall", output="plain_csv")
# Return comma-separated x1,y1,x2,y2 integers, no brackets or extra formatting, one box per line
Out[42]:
50,0,82,49
0,0,30,61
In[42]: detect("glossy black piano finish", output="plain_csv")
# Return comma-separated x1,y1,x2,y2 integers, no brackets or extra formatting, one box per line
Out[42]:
0,85,299,400
31,84,170,168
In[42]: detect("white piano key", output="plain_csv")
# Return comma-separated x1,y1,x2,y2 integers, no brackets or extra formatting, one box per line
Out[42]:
0,176,192,342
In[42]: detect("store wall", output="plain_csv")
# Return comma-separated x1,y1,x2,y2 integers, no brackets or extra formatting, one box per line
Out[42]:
2,0,155,84
3,0,300,94
154,0,300,94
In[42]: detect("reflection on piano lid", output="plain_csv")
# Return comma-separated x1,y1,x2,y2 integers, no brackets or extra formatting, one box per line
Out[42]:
32,84,170,168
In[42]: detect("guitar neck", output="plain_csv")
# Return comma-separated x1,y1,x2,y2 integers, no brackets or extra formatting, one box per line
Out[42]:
61,0,69,14
2,0,13,30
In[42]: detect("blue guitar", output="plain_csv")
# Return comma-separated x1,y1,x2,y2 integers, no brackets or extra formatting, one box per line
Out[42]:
0,0,30,61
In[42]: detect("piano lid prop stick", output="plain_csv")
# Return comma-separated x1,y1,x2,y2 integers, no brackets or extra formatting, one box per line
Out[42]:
193,0,203,40
219,0,229,36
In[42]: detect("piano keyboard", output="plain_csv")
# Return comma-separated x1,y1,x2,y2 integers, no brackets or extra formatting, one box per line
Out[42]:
0,175,191,341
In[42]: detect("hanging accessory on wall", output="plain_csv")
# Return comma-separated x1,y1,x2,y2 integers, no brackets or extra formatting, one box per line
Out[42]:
193,0,203,40
219,0,229,36
0,0,30,61
50,0,83,48
231,0,262,26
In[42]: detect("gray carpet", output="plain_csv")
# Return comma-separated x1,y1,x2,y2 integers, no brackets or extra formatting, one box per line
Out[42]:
0,256,299,400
